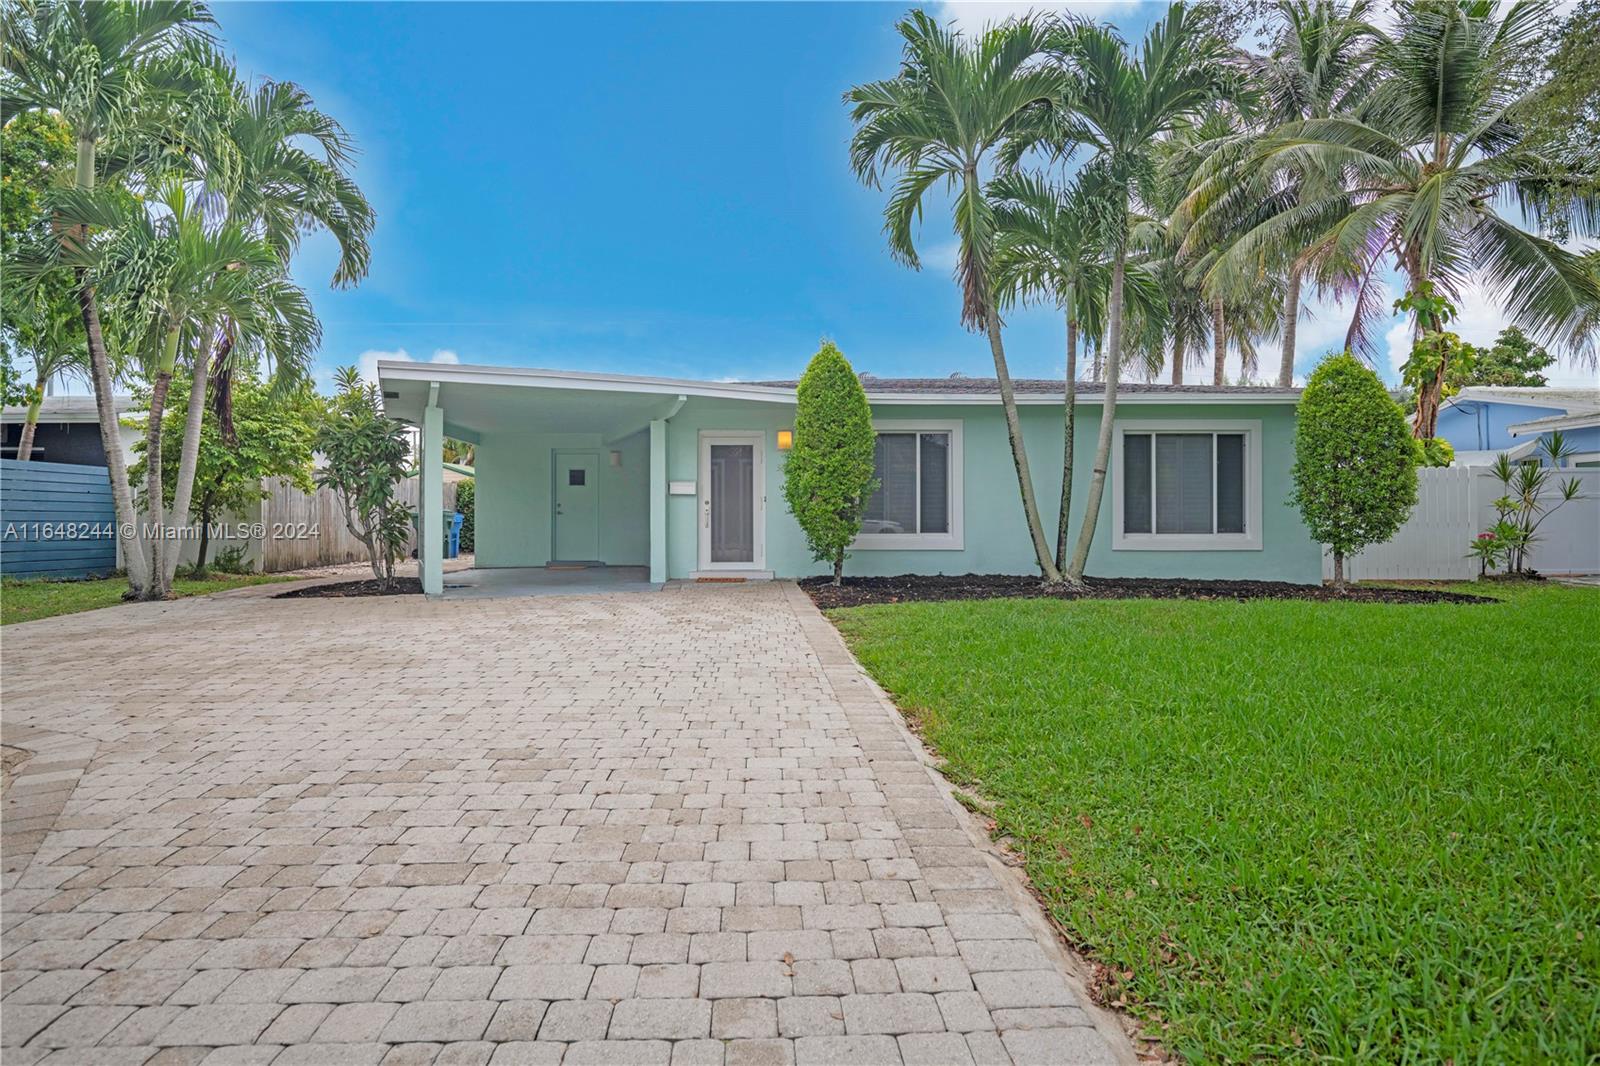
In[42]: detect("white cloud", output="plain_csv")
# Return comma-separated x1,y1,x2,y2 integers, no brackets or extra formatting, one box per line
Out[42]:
355,347,462,387
924,241,960,273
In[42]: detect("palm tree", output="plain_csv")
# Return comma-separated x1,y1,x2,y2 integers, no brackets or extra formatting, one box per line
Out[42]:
991,170,1115,572
1029,6,1235,582
5,283,89,461
51,177,317,595
1205,0,1600,433
1256,0,1383,385
196,56,374,441
146,54,372,590
847,10,1070,582
2,0,215,594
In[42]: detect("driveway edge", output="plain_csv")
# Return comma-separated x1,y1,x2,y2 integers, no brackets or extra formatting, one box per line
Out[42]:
780,582,1143,1065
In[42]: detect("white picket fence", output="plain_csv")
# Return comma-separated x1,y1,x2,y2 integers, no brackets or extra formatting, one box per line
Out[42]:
1327,466,1600,581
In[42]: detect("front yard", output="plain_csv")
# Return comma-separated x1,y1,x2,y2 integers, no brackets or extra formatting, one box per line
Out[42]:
1,573,289,625
831,582,1600,1062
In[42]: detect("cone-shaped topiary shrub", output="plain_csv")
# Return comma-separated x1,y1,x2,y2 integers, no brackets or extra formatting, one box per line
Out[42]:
1290,352,1419,587
783,340,877,585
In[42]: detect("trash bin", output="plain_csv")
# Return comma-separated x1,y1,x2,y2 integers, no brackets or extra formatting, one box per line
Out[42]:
447,512,464,559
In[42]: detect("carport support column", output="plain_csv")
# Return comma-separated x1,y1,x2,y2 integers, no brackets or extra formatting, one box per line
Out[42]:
421,392,444,597
650,418,668,584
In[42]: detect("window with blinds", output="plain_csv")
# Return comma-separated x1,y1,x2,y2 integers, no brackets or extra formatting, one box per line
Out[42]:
1116,424,1258,548
855,423,963,549
862,431,950,534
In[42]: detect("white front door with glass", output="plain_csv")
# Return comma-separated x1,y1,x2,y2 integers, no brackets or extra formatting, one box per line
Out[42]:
698,433,764,571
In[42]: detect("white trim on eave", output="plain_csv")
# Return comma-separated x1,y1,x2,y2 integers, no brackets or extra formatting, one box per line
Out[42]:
376,361,1301,407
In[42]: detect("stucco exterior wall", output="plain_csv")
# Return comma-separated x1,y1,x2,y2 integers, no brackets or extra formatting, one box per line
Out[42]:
469,395,1322,583
473,428,650,568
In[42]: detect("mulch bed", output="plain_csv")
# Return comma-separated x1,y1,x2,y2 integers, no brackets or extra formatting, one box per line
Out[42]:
801,573,1492,609
274,577,422,599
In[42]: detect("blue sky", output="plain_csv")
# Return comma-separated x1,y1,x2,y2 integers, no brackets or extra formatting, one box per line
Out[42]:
212,1,1591,391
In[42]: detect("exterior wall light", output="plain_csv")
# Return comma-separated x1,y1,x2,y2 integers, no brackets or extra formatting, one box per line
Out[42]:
609,450,623,467
777,430,793,451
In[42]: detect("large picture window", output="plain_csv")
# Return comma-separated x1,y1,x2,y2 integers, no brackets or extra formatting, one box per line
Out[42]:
1113,421,1262,550
854,421,963,549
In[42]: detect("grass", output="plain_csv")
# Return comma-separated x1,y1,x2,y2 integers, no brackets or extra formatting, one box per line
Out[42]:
1,572,291,625
830,582,1600,1063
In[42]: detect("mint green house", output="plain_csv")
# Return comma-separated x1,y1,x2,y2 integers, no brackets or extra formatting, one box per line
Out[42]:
379,361,1322,595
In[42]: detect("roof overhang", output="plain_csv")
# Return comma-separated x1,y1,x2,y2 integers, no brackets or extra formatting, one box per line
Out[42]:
378,362,1301,432
1508,412,1600,437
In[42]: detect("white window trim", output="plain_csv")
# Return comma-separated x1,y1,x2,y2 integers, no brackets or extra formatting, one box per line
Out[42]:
1112,419,1263,551
852,419,964,551
1566,451,1600,468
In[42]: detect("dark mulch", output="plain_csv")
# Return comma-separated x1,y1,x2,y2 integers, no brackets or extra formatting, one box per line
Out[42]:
801,573,1492,609
274,577,422,599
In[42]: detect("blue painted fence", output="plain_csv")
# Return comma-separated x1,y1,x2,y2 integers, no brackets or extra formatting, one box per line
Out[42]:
1,459,118,578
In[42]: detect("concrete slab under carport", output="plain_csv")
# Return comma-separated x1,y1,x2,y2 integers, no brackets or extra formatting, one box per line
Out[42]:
441,564,660,598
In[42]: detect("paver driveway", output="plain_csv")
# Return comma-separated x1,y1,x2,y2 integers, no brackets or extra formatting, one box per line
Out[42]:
2,581,1131,1065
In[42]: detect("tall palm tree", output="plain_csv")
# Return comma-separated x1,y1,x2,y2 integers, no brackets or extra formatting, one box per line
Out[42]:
846,10,1071,582
1203,0,1600,432
1028,6,1235,582
143,54,373,590
50,177,317,595
1256,0,1383,385
991,170,1114,572
2,0,214,594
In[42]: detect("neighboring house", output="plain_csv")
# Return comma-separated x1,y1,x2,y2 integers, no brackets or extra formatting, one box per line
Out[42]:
380,361,1323,593
1436,386,1600,467
0,394,140,466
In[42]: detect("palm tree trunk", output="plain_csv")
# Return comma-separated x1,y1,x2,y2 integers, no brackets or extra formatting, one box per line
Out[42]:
72,136,150,595
142,329,180,599
1170,324,1185,385
1279,266,1301,388
162,351,211,588
194,495,214,577
1056,310,1079,572
16,374,46,461
1067,240,1128,583
1212,297,1226,386
984,305,1062,583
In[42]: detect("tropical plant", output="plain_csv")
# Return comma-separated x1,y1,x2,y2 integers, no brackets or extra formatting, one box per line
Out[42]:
991,170,1111,570
782,341,878,586
3,112,89,460
1444,326,1556,389
1028,5,1236,582
454,477,475,553
315,366,412,588
1199,0,1600,400
129,368,317,575
1290,351,1419,586
1242,0,1382,385
2,0,216,595
1472,434,1584,576
846,10,1070,581
42,176,318,595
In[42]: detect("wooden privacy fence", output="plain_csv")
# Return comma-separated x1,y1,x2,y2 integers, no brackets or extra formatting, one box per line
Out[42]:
194,476,458,573
0,459,118,578
1326,466,1600,581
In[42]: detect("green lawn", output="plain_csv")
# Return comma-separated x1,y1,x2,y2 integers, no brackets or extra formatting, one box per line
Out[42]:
831,583,1599,1063
1,573,290,625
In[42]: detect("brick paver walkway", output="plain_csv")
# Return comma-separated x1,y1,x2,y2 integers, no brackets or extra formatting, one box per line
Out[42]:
1,581,1131,1065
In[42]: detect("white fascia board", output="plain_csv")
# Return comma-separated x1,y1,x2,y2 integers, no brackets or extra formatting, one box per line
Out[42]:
375,361,1300,407
866,391,1301,406
377,361,798,404
1508,413,1600,437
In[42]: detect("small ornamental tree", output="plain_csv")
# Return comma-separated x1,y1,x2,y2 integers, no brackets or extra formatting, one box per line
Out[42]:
315,367,413,588
782,341,877,585
1290,353,1419,588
